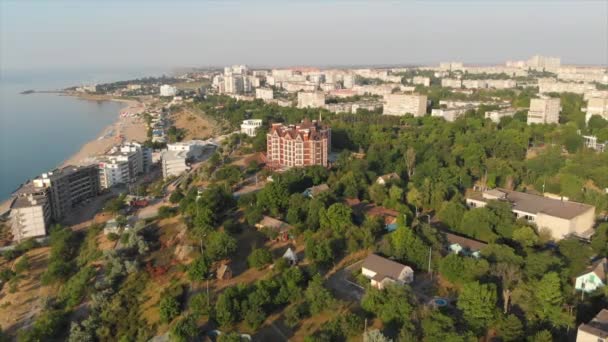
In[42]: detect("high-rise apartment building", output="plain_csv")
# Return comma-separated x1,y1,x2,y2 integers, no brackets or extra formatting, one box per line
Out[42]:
527,98,561,124
383,94,427,116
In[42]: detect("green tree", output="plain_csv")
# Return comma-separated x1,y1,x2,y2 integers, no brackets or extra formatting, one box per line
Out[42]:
320,203,353,236
305,274,334,315
457,281,497,333
437,200,466,230
512,226,539,248
187,256,210,282
169,314,197,342
159,295,181,324
189,292,211,318
527,330,553,342
492,262,521,314
247,248,273,269
361,285,413,327
497,314,523,342
205,231,237,261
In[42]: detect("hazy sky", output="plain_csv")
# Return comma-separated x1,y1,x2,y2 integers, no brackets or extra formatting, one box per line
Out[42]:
1,0,607,71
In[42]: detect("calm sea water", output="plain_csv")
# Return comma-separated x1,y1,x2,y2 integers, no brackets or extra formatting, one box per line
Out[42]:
0,68,162,200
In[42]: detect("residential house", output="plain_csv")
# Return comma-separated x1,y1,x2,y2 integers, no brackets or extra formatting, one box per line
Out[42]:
347,199,399,232
577,309,608,342
283,247,298,265
217,264,233,280
303,184,330,198
361,254,414,289
575,258,607,293
376,173,401,185
444,232,488,258
255,216,293,241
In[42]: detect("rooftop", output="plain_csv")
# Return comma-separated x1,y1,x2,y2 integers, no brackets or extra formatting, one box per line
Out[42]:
579,309,608,338
362,254,411,280
444,232,488,251
470,188,594,220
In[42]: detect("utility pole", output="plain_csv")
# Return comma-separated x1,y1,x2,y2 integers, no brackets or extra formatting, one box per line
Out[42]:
428,246,432,279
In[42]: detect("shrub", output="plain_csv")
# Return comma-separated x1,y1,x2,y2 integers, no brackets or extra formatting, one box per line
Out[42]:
247,248,273,269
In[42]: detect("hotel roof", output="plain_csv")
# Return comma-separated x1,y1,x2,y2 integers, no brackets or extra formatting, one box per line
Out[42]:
471,188,594,220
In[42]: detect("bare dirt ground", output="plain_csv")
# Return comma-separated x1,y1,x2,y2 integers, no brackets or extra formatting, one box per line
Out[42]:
169,107,219,141
0,247,55,335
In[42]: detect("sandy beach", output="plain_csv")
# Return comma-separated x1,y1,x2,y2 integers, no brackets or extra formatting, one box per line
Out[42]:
60,95,149,167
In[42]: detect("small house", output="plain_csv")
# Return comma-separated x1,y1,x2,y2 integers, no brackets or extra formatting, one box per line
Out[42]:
217,264,232,280
302,184,330,198
376,173,401,185
347,200,399,232
255,216,293,241
444,232,488,258
282,247,298,265
361,254,414,290
576,308,608,342
575,257,607,293
104,219,120,235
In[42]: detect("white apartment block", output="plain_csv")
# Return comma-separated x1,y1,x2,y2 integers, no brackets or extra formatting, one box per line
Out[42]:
463,80,488,89
485,108,517,123
527,55,561,72
527,98,561,125
538,79,596,95
10,190,51,242
161,150,191,179
343,74,357,89
241,119,263,137
224,75,245,94
283,82,317,93
439,62,464,71
160,84,177,97
486,79,517,89
320,83,340,92
255,88,274,101
441,78,462,88
98,159,130,189
383,94,427,117
586,97,608,122
412,76,430,87
431,106,473,122
297,91,326,108
584,90,608,101
224,65,248,76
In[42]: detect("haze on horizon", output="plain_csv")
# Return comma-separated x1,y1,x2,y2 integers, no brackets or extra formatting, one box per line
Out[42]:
1,0,607,72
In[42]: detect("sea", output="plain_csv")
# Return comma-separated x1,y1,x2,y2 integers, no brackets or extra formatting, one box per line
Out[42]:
0,68,162,201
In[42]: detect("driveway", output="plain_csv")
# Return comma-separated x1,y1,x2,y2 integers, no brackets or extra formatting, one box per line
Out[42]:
326,260,365,301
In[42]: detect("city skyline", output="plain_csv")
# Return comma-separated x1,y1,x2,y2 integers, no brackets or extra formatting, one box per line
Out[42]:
1,0,607,72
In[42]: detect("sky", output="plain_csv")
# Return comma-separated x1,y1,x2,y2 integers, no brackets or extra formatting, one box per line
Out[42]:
1,0,607,72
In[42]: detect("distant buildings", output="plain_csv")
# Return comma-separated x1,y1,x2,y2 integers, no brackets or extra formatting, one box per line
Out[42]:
485,108,517,123
431,106,474,122
383,94,427,116
538,79,595,95
160,84,177,97
582,135,606,152
241,119,263,137
527,97,561,124
266,120,331,169
441,78,462,88
526,55,561,72
412,76,430,87
586,97,608,122
439,62,464,72
577,309,608,342
361,254,414,290
297,91,326,108
466,188,595,240
255,88,274,101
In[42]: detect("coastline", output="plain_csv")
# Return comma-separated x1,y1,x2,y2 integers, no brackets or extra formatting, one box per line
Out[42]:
0,93,148,216
59,93,148,167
